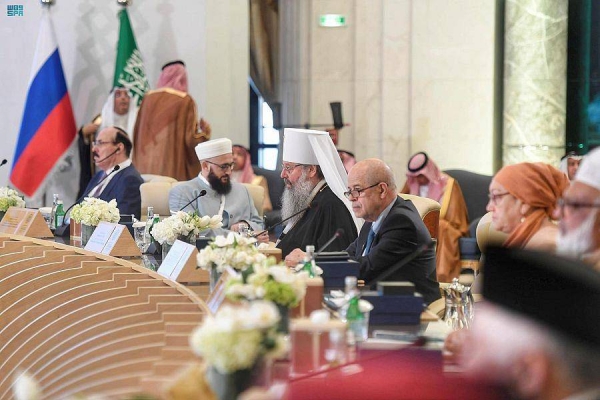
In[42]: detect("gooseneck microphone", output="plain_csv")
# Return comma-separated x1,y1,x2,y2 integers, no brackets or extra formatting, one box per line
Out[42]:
0,159,7,167
54,165,121,237
251,204,313,238
179,189,207,211
315,228,345,255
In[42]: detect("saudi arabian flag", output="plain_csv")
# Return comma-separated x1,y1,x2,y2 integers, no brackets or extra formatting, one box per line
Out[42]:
113,8,149,106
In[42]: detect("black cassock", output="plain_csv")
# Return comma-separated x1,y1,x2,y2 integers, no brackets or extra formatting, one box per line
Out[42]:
276,185,358,258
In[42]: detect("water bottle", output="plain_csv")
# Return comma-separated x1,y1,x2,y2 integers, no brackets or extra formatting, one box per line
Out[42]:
54,200,65,229
301,245,316,277
50,194,59,229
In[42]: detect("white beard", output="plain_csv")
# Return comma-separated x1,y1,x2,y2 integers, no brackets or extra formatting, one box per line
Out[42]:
280,169,314,228
556,213,597,258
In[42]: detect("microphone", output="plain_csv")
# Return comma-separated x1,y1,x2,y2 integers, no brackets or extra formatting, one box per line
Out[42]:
366,240,435,289
251,204,313,237
54,165,121,237
179,189,207,211
94,148,119,164
315,228,345,254
0,159,7,167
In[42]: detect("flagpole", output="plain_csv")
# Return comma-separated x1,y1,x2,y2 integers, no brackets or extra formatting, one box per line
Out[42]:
117,0,132,6
40,0,54,5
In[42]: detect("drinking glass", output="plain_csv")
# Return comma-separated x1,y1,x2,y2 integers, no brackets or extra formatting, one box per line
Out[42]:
133,222,149,253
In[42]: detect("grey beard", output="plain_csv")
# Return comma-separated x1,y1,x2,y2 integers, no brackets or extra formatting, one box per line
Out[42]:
281,170,315,228
556,213,597,258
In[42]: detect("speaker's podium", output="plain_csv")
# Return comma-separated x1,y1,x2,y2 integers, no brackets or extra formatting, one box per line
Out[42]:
315,252,359,291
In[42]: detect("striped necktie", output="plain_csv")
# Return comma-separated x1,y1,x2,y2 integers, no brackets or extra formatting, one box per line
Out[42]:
363,227,376,255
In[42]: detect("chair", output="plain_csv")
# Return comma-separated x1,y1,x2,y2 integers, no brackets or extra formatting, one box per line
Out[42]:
141,174,178,183
398,193,441,240
476,211,508,252
444,169,493,237
242,183,265,217
140,181,175,219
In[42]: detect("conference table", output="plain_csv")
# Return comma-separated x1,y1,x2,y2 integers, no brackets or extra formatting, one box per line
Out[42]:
1,232,485,399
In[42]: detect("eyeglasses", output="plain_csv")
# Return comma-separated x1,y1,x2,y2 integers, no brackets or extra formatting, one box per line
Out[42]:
344,183,381,199
487,192,510,205
557,198,600,213
281,163,305,173
92,140,116,147
206,160,235,171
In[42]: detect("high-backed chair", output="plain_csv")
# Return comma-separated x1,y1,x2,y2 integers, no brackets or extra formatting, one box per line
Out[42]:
141,174,178,184
398,193,441,240
242,183,265,218
476,211,508,253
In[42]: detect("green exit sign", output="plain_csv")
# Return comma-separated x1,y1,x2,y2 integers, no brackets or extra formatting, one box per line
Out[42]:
319,14,346,27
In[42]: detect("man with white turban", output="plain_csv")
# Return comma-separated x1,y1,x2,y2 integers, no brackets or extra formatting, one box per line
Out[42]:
168,138,266,241
556,146,600,271
278,129,359,264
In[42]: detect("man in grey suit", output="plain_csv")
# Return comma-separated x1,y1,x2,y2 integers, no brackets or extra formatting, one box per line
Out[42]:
168,138,267,241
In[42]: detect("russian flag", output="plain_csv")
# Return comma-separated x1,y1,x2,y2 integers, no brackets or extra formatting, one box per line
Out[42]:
10,10,76,198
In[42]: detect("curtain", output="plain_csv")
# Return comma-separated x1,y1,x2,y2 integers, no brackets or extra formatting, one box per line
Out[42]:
249,0,278,106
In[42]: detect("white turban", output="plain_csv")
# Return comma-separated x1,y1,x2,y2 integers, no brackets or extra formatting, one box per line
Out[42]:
282,128,363,231
575,147,600,191
195,138,232,161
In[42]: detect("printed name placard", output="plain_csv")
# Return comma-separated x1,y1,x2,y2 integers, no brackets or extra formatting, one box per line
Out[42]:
0,207,53,238
84,221,140,257
157,240,196,280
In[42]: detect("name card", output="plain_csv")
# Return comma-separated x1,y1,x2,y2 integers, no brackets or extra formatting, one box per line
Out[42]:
157,240,196,280
0,207,53,238
84,221,140,257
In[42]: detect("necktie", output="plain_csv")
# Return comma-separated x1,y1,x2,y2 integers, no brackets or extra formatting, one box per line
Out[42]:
89,172,107,197
363,227,376,255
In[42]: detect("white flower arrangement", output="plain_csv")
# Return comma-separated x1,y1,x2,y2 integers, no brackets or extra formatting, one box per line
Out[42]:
0,187,26,212
197,232,266,273
226,259,309,308
151,211,222,245
190,301,287,374
70,197,120,226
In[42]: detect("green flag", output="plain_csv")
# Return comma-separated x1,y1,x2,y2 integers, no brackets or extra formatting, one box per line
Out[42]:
113,8,149,106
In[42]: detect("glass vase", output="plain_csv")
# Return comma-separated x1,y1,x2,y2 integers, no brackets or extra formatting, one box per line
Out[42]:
276,304,290,334
210,268,222,292
206,366,254,400
81,223,96,246
162,242,173,260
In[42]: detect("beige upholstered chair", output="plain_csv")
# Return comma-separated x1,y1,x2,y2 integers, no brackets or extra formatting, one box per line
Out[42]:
139,181,265,221
242,183,265,217
476,211,508,252
141,174,177,183
398,193,441,240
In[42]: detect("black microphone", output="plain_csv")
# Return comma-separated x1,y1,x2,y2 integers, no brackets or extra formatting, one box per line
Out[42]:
54,165,121,237
0,159,7,167
251,204,313,237
94,148,119,164
179,189,207,211
315,228,345,254
366,240,435,289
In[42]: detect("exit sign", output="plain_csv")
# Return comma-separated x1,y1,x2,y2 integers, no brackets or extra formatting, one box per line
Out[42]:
319,14,346,27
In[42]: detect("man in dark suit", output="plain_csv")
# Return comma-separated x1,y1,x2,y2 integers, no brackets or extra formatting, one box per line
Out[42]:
83,126,143,219
346,158,440,304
